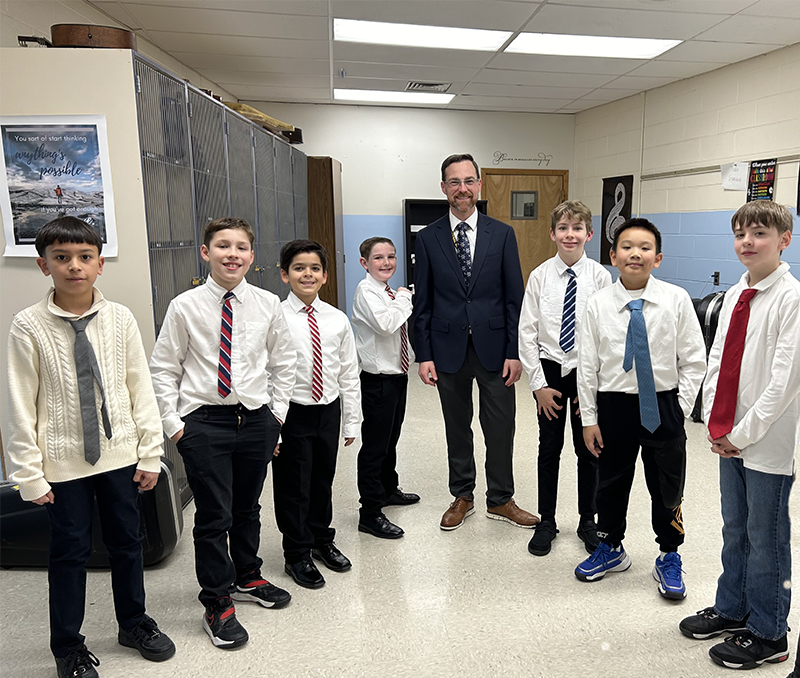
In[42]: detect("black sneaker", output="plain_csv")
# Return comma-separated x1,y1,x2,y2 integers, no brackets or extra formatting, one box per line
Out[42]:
576,518,600,554
55,646,100,678
709,631,789,669
232,572,292,609
202,596,249,650
679,606,749,640
527,520,558,556
118,614,176,662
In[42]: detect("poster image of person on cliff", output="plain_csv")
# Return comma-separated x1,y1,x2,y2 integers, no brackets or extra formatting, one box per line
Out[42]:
0,115,117,257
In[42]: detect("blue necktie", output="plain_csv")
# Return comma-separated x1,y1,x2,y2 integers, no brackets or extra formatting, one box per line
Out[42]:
559,268,577,352
455,222,472,283
623,299,661,433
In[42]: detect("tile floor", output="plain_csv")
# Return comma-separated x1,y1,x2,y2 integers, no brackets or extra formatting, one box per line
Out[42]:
2,376,798,678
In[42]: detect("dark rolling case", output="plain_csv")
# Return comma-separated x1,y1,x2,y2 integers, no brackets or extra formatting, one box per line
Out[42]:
0,458,183,568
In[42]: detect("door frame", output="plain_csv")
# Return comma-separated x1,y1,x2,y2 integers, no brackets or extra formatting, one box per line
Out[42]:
480,167,569,202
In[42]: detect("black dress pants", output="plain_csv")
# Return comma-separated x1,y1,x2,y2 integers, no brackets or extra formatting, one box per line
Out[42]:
357,371,407,518
272,399,341,564
595,389,687,551
436,337,516,508
46,464,145,657
535,359,598,522
177,403,280,606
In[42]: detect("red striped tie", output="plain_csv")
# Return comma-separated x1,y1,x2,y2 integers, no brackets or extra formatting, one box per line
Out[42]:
305,305,323,402
385,285,409,374
217,291,234,398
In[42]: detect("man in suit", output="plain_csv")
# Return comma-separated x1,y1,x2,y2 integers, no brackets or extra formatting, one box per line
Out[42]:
413,153,539,531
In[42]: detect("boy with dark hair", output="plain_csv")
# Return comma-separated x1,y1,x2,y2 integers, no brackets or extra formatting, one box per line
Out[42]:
275,239,361,588
679,201,799,670
351,236,419,540
575,218,706,599
7,216,175,678
519,200,611,557
150,216,296,650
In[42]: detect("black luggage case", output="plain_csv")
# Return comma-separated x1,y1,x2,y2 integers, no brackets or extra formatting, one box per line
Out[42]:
0,458,183,568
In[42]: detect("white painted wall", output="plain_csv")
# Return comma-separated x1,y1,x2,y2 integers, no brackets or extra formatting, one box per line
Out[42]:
0,0,235,100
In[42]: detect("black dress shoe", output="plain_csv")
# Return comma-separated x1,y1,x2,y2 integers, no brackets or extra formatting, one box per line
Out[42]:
358,513,404,539
285,559,325,589
384,487,421,506
527,519,558,557
312,542,352,572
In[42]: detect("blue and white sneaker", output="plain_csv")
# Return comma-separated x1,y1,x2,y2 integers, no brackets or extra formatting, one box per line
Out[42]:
575,541,631,582
653,551,686,599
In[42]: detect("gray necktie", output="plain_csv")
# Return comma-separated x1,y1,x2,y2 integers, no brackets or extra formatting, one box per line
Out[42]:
68,311,112,464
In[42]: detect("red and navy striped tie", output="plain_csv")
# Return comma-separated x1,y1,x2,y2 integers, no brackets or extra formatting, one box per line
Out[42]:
305,305,323,402
385,285,409,374
217,291,234,398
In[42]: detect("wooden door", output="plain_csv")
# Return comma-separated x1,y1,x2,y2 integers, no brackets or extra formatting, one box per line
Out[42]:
481,169,568,282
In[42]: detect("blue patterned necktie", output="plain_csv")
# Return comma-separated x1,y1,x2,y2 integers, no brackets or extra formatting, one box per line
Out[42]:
455,222,472,283
559,268,577,352
623,298,661,433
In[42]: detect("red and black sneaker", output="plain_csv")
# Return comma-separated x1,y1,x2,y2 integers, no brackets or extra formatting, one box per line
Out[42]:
202,596,248,650
232,572,292,609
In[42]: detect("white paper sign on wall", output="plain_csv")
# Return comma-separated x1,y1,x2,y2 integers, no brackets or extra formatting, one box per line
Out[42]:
721,162,748,191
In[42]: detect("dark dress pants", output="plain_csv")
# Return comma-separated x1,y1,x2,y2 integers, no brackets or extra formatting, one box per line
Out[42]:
47,464,145,658
595,389,687,551
272,399,341,564
535,359,598,522
436,336,515,508
357,371,407,518
177,403,280,606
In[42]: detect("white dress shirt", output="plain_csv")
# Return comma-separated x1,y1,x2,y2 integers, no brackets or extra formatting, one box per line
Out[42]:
281,292,362,438
519,253,612,391
448,209,478,263
351,272,415,375
577,276,706,427
150,276,297,438
703,262,800,475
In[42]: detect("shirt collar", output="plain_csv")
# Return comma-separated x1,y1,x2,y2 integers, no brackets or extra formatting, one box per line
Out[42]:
205,275,248,303
449,209,479,233
612,275,660,311
743,261,790,291
554,253,587,276
287,290,320,313
46,287,106,320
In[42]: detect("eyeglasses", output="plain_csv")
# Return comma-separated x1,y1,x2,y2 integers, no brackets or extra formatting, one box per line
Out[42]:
445,178,478,188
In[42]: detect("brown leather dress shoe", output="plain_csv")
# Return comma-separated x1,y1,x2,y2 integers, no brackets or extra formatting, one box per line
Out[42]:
486,499,539,528
440,497,475,531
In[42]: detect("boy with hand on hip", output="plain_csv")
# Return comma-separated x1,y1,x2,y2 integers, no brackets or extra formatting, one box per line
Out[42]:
6,217,175,678
351,237,419,540
519,201,611,557
150,217,295,650
679,201,800,671
274,240,361,589
575,218,705,600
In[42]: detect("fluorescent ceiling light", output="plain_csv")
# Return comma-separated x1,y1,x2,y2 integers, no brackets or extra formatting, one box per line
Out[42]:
334,89,454,105
334,18,511,52
505,32,681,59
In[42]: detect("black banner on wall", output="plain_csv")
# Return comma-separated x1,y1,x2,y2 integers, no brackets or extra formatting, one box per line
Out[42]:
601,175,634,265
746,158,776,202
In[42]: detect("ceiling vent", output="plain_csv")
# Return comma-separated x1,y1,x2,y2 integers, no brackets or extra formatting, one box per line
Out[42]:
406,81,451,92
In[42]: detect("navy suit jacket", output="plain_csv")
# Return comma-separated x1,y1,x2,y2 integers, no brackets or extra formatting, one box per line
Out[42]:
413,212,524,374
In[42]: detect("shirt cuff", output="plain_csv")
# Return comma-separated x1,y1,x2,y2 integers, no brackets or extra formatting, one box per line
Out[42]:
19,477,52,503
163,415,184,440
136,456,163,474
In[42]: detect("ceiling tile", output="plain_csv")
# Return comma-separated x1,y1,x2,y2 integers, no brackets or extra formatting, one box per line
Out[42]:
659,40,781,63
122,3,329,38
94,0,328,13
202,60,329,79
333,42,493,68
577,88,643,101
461,82,593,99
603,74,682,90
330,0,540,31
333,61,481,83
171,52,327,73
489,53,646,75
158,34,329,59
475,68,618,88
214,73,330,89
693,15,800,44
524,3,725,39
450,95,577,112
225,84,331,101
626,59,723,78
741,0,800,19
546,0,754,14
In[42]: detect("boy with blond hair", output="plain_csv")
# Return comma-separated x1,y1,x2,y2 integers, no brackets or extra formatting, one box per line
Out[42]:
519,201,611,557
679,202,800,670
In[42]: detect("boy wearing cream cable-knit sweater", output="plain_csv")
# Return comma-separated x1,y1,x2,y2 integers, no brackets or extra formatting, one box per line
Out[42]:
6,217,174,678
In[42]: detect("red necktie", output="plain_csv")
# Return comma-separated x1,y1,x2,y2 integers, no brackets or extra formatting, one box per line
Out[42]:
217,291,234,398
385,285,409,374
305,305,323,402
707,288,758,439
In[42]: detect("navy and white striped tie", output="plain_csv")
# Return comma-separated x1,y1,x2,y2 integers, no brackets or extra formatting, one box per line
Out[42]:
559,268,577,353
